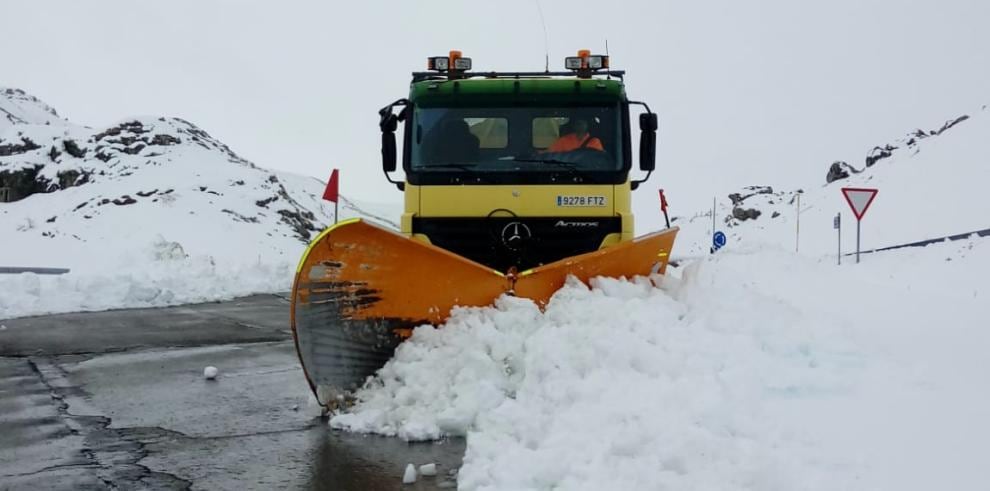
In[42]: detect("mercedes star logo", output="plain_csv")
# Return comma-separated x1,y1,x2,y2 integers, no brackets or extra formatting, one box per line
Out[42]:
500,222,532,250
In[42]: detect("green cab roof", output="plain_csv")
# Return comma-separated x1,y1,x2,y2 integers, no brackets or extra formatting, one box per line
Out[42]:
409,77,626,107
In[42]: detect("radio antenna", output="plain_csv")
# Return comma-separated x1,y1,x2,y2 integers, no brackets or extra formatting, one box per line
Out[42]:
535,0,550,72
605,39,610,78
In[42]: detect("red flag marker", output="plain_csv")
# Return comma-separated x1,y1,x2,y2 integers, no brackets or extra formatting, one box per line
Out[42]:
323,169,339,203
658,189,671,228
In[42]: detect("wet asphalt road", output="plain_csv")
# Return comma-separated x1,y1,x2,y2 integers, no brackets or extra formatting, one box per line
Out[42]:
0,295,465,490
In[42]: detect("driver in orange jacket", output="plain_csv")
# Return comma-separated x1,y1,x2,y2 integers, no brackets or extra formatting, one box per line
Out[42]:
546,119,604,152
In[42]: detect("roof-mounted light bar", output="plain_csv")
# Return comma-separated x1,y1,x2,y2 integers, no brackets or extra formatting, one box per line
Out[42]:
427,50,472,78
564,49,609,78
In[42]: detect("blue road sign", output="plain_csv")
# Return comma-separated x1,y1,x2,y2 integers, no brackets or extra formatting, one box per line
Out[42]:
712,231,727,251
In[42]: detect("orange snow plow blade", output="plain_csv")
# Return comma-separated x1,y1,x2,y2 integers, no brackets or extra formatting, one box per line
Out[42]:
291,219,677,402
514,228,678,304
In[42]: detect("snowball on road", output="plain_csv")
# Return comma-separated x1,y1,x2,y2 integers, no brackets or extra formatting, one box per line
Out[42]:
331,238,990,490
402,463,417,484
203,366,219,380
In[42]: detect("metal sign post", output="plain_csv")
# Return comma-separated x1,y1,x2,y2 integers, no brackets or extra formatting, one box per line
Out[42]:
710,196,717,254
857,219,861,263
841,187,879,264
712,196,716,235
834,213,841,265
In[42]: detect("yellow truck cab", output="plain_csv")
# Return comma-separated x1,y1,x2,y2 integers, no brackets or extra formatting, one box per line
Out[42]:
378,50,659,274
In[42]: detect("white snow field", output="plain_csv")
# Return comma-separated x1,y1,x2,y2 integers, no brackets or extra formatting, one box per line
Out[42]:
332,238,989,490
0,87,399,319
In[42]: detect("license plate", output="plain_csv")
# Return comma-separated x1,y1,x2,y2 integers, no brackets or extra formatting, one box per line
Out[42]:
556,195,607,207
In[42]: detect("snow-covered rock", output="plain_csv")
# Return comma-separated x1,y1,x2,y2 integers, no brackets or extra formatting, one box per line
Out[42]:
0,87,65,130
0,87,401,319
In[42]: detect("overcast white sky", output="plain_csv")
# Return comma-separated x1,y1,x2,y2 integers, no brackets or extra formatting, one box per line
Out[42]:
6,0,989,221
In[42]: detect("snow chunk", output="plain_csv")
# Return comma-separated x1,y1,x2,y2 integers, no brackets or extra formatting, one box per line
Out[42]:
418,463,437,477
203,366,218,380
402,463,417,484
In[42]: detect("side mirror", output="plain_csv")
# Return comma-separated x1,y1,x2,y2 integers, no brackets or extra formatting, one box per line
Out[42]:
638,113,657,172
379,109,398,173
639,112,658,132
382,131,397,173
378,99,409,191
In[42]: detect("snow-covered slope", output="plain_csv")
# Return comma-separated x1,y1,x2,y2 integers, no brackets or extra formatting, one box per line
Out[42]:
672,107,990,258
0,87,400,319
0,87,65,130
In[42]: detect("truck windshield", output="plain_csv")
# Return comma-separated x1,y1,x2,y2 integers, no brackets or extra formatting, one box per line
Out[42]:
409,105,623,173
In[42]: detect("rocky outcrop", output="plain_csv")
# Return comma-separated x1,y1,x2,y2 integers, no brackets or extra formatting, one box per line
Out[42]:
1,88,63,128
1,86,337,251
826,113,972,184
724,186,779,224
826,161,861,183
0,114,252,203
720,186,803,227
729,186,773,205
732,207,762,221
0,137,41,157
0,165,43,202
865,145,896,168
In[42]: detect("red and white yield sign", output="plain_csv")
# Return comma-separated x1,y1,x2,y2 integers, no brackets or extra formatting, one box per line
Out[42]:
841,187,879,220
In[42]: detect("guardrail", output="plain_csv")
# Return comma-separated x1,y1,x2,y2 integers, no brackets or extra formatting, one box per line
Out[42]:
669,226,989,265
0,267,71,275
849,227,990,256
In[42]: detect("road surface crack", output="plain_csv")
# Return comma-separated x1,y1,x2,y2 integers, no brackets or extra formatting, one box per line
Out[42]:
27,357,193,490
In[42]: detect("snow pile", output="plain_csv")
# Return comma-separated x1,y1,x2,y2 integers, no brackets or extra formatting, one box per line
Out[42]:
0,87,400,319
672,106,990,258
331,236,990,489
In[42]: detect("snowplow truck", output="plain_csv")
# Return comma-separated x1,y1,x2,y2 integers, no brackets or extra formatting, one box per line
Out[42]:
292,50,678,404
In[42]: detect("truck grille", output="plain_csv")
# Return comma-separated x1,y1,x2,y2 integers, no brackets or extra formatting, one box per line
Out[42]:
412,217,621,272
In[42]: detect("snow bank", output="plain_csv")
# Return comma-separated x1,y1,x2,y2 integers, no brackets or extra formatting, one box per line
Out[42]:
0,235,296,319
331,237,990,490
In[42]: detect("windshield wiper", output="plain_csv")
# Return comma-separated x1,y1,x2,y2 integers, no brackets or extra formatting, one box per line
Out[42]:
508,157,573,166
507,158,591,181
420,164,480,171
418,163,495,183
